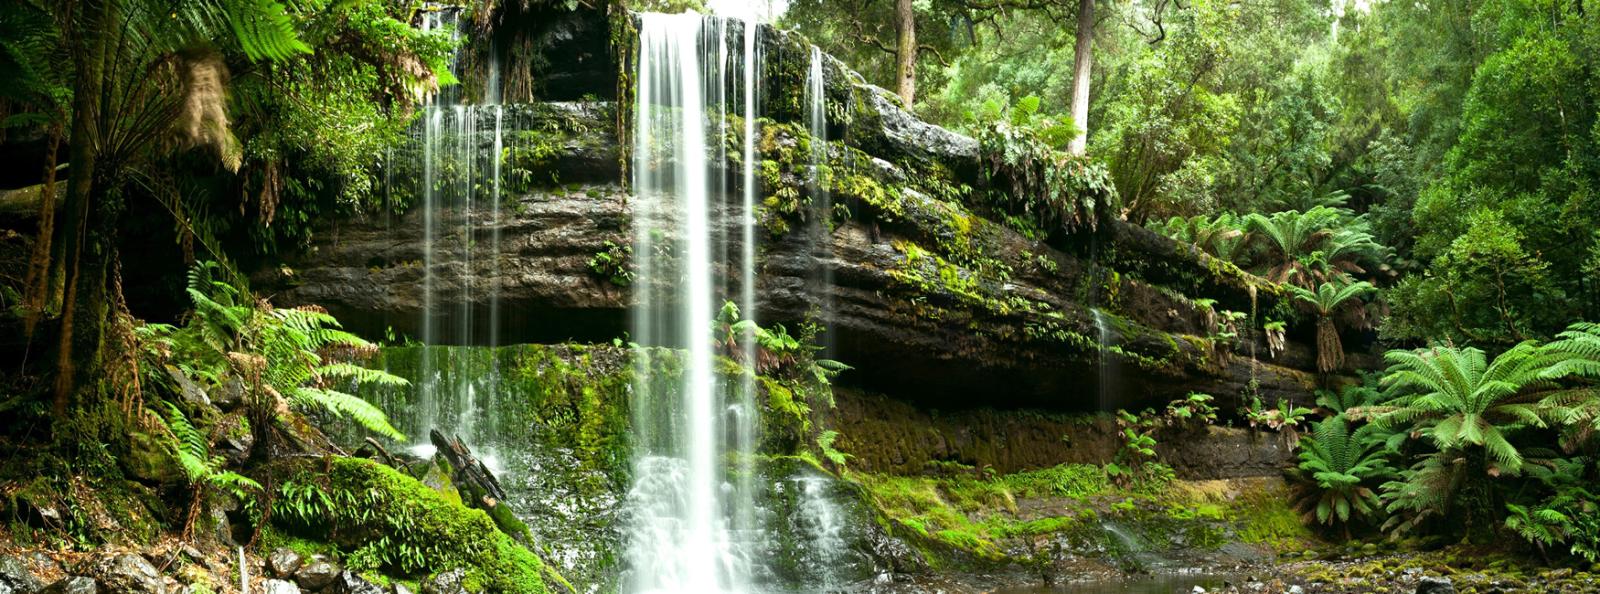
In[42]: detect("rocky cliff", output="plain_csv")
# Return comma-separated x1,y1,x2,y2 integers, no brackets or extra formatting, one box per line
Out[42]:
257,10,1371,415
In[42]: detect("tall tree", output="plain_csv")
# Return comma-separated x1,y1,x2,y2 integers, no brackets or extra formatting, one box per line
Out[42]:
1067,0,1092,154
894,0,917,106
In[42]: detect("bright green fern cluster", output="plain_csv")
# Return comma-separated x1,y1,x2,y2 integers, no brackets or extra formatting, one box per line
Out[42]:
144,261,407,440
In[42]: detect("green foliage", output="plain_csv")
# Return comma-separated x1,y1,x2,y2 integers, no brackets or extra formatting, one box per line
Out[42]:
142,262,407,440
717,301,851,388
1505,457,1600,562
586,241,634,287
1293,416,1394,528
157,402,262,500
977,119,1115,236
1242,397,1315,443
1246,208,1387,288
1149,214,1248,263
272,457,551,594
817,429,853,469
1107,394,1217,484
1365,343,1559,474
1387,208,1562,345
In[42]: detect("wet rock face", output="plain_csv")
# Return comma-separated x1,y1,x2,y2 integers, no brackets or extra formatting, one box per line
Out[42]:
0,556,42,594
80,554,163,594
267,17,1361,412
832,389,1293,478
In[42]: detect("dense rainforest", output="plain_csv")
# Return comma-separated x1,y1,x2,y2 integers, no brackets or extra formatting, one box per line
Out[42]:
1,0,1599,593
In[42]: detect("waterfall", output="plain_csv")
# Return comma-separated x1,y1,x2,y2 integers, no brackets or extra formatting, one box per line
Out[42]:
804,46,835,355
791,475,847,591
735,11,762,549
406,7,507,462
1093,309,1118,411
626,13,764,593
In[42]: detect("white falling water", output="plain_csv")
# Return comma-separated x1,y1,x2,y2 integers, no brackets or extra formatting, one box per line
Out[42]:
804,46,836,355
407,7,508,460
791,475,847,590
626,13,764,594
1093,308,1118,411
734,11,762,547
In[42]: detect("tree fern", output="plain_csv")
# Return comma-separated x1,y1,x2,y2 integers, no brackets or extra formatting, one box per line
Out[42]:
1288,280,1376,373
1245,207,1386,287
1539,322,1600,449
1367,343,1562,474
1293,416,1394,528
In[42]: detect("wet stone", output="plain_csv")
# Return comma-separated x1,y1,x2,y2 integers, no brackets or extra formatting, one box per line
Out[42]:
420,570,468,594
267,549,303,579
1416,576,1456,594
333,573,382,594
38,578,95,594
0,556,43,594
262,580,300,594
293,559,339,593
81,554,163,594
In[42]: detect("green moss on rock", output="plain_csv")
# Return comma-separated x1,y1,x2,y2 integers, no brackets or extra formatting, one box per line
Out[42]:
270,456,560,594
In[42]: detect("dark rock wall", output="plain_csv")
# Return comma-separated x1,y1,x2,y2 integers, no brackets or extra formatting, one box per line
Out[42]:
831,389,1294,479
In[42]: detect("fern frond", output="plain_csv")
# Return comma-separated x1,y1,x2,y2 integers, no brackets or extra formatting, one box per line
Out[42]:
317,363,409,387
291,387,405,441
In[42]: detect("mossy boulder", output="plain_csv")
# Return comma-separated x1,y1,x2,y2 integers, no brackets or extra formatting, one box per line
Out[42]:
120,429,182,485
264,456,565,594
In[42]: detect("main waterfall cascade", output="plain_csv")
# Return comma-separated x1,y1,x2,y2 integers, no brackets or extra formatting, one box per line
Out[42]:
626,13,763,593
627,12,867,594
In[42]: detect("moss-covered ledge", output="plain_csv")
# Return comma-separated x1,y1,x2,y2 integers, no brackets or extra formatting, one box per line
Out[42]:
257,456,572,594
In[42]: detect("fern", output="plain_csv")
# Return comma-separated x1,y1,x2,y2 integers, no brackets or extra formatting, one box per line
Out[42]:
155,400,264,536
817,430,853,468
1293,416,1393,527
161,261,409,442
292,387,406,441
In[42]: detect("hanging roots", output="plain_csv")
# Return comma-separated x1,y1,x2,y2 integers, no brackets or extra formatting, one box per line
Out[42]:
1316,317,1344,374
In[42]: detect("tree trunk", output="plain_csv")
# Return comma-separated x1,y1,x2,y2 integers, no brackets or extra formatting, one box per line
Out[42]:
894,0,916,108
1316,317,1344,374
51,0,112,419
1068,0,1094,155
